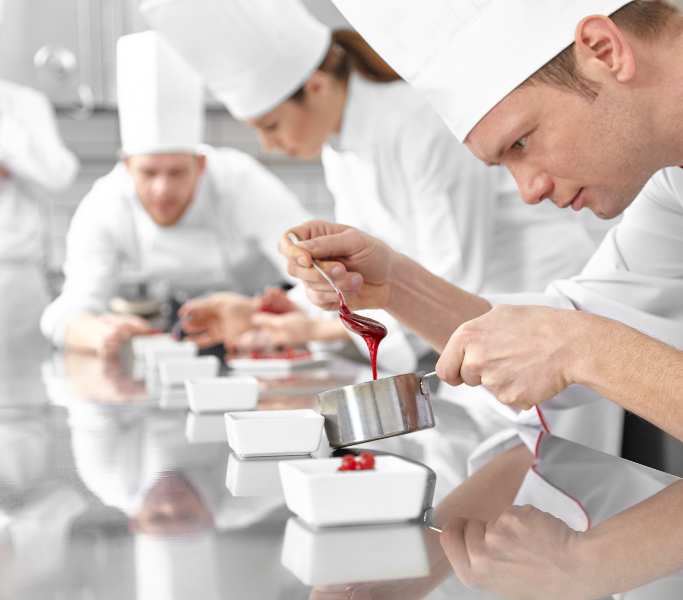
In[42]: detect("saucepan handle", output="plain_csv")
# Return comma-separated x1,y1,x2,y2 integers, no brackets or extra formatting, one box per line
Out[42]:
420,371,439,396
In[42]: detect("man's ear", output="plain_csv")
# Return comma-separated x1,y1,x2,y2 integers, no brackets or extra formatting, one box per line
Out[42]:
124,156,133,174
575,14,636,84
196,154,207,173
128,517,139,534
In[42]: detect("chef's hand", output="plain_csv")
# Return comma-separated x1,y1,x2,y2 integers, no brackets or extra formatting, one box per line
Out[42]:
441,506,592,600
65,313,152,358
436,305,593,411
256,286,299,314
179,292,257,348
278,221,397,311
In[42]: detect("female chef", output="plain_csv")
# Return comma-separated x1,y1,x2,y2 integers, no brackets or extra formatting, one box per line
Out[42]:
143,0,623,455
40,31,311,357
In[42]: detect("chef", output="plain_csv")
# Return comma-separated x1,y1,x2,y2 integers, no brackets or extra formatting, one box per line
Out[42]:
277,0,683,595
0,1,80,345
141,0,624,454
40,31,311,357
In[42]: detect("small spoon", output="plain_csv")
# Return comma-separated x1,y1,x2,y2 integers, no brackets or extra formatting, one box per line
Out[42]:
287,232,388,379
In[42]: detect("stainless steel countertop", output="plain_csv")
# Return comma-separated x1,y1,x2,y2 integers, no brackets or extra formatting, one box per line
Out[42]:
0,338,680,600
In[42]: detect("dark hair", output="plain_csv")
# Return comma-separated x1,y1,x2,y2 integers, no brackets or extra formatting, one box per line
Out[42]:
521,0,683,101
290,30,401,102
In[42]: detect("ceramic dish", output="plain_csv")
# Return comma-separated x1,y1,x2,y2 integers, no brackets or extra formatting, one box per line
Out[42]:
225,409,324,457
158,355,220,387
131,333,175,359
145,341,198,366
279,456,428,527
184,376,258,413
281,518,429,585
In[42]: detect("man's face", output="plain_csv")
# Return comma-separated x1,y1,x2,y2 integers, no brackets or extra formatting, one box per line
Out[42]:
125,153,206,227
130,474,213,535
465,79,660,220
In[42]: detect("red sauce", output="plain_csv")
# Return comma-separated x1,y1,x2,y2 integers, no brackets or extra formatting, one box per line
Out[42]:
337,293,387,380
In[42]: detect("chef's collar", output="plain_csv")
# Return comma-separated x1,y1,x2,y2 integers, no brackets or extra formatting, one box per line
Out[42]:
327,73,379,154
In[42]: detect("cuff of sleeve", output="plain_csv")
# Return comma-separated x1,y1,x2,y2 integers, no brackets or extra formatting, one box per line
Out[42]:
483,293,575,310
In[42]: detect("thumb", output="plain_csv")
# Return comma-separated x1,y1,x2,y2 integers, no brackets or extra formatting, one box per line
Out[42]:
250,312,280,328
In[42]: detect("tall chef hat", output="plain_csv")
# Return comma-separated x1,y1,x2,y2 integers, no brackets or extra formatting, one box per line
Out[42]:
330,0,632,142
140,0,331,120
117,31,204,156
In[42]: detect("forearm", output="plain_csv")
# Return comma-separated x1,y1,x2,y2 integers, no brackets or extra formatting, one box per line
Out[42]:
434,443,534,527
576,314,683,441
577,480,683,597
386,253,491,353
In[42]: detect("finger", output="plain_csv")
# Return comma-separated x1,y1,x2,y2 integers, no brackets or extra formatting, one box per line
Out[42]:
301,228,366,263
436,332,466,386
250,312,280,327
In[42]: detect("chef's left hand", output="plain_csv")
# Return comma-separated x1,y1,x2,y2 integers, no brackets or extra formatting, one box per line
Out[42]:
436,305,592,411
441,506,591,600
179,293,257,348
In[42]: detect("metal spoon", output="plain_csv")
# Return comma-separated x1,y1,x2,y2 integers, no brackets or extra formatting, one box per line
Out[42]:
287,232,347,305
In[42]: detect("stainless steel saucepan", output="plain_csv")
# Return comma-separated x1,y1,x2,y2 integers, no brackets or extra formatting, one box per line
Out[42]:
319,371,438,448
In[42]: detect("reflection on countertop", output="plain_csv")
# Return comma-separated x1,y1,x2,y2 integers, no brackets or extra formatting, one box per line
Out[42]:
0,340,680,599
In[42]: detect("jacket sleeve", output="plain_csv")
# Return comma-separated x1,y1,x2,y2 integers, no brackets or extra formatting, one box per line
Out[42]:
223,151,312,281
41,179,122,346
484,167,683,349
0,88,80,193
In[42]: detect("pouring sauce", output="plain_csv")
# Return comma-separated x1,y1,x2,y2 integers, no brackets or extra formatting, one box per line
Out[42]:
337,293,387,380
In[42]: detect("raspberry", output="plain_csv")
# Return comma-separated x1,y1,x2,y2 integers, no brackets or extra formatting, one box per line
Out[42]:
340,455,357,471
357,453,375,470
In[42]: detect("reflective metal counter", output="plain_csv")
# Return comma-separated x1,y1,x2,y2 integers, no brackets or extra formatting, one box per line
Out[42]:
0,337,680,600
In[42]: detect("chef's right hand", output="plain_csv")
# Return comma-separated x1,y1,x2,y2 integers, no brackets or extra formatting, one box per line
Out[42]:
278,221,396,311
65,313,151,358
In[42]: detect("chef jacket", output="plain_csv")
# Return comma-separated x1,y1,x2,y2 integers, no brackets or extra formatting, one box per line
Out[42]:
41,146,311,346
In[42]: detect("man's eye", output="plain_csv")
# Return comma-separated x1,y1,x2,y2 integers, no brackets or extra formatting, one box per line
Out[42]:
264,123,278,132
512,136,527,150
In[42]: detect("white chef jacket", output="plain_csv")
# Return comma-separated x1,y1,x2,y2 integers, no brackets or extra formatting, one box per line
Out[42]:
41,146,311,346
0,80,79,344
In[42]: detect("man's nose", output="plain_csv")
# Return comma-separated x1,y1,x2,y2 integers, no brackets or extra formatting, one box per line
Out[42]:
512,168,554,205
151,176,173,197
257,130,278,153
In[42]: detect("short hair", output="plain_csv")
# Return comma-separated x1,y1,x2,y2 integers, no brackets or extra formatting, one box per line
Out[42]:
521,0,683,101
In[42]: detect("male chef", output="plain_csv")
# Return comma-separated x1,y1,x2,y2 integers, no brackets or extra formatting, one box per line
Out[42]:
278,0,683,595
41,31,310,357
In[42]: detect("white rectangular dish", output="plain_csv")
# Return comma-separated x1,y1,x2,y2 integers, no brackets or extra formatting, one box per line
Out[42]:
158,355,220,387
185,376,258,413
281,518,429,586
145,341,198,366
226,453,309,497
132,333,176,359
185,413,229,443
279,456,428,528
225,409,324,457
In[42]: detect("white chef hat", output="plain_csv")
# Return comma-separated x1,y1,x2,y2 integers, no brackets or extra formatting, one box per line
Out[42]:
330,0,632,142
140,0,331,120
117,31,204,156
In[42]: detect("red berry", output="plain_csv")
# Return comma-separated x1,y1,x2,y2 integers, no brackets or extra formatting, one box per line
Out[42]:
357,453,375,470
340,455,357,471
338,463,354,471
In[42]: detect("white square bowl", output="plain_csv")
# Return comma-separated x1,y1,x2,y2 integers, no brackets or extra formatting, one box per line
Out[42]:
145,341,198,366
185,376,258,413
131,333,176,359
158,355,220,387
281,518,429,586
226,453,310,497
225,409,324,458
185,413,229,443
278,456,428,528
